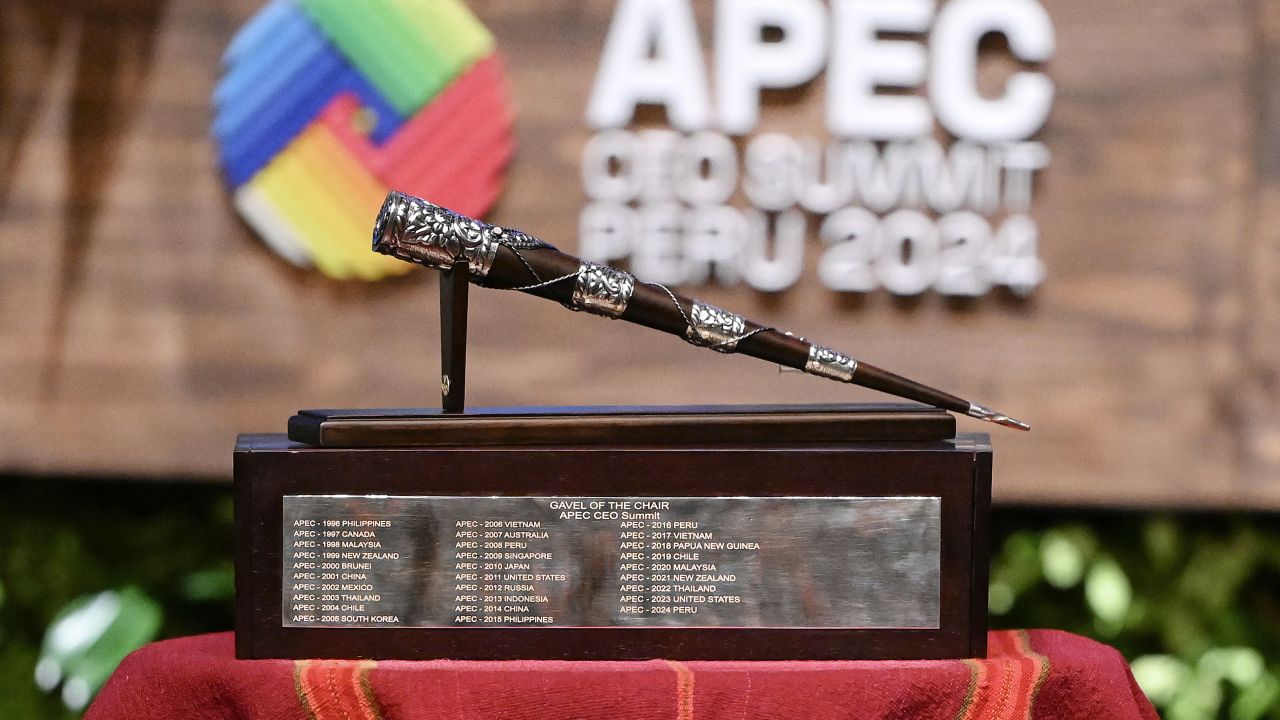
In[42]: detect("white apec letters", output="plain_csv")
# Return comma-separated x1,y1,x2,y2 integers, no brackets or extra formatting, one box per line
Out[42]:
740,209,807,292
581,0,1055,296
818,206,881,293
716,0,829,135
827,0,935,140
675,131,738,205
579,202,635,263
742,133,801,211
875,209,940,296
582,130,642,202
684,205,746,284
588,0,1055,141
931,0,1055,142
586,0,711,131
632,202,689,283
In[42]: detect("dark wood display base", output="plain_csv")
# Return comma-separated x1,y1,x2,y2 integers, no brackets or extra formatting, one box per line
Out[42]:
287,402,956,447
236,404,991,661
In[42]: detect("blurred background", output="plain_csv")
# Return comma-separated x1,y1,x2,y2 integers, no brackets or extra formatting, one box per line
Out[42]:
2,0,1279,717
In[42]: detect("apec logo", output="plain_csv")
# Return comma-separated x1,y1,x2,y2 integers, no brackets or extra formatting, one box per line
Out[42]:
581,0,1054,297
214,0,513,280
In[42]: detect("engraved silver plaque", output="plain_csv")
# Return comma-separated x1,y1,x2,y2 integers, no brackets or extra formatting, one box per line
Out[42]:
283,496,940,629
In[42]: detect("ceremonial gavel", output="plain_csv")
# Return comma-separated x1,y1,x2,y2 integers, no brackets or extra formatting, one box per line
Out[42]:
371,190,1028,431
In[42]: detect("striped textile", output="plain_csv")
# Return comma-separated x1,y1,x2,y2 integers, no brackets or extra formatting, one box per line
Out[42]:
955,631,1052,720
293,659,382,720
86,630,1158,720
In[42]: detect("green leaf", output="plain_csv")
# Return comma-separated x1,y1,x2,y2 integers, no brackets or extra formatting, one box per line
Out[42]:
1131,654,1191,705
180,566,234,602
1230,671,1279,720
1041,531,1087,589
1085,557,1131,636
36,587,162,711
989,581,1016,615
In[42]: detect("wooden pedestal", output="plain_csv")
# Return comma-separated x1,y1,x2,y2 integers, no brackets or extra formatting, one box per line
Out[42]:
234,404,991,661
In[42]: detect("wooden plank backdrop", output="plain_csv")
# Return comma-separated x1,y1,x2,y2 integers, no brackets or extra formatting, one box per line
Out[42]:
0,0,1275,507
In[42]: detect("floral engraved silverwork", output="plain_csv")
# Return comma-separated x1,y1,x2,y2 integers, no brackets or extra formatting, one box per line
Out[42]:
804,345,858,382
685,302,749,352
570,262,635,319
373,191,549,279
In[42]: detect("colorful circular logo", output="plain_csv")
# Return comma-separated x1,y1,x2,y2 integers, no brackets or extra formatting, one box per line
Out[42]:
214,0,514,280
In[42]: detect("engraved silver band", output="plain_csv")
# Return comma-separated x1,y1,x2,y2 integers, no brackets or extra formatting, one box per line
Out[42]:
372,191,501,278
804,344,858,382
685,301,748,352
570,262,635,319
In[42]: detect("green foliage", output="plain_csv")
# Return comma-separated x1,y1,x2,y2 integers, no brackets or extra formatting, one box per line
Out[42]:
991,511,1280,720
2,481,1279,719
36,587,163,711
0,479,233,719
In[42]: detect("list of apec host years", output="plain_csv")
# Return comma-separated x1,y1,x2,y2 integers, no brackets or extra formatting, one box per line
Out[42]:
282,495,943,630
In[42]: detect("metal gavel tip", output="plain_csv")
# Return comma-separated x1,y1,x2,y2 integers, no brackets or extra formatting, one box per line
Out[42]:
967,403,1031,431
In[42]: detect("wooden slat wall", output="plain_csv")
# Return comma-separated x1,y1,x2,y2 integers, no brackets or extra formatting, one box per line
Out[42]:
0,0,1274,507
1243,0,1280,502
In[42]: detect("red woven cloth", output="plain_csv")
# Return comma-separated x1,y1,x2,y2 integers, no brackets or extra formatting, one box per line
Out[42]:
85,629,1157,720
